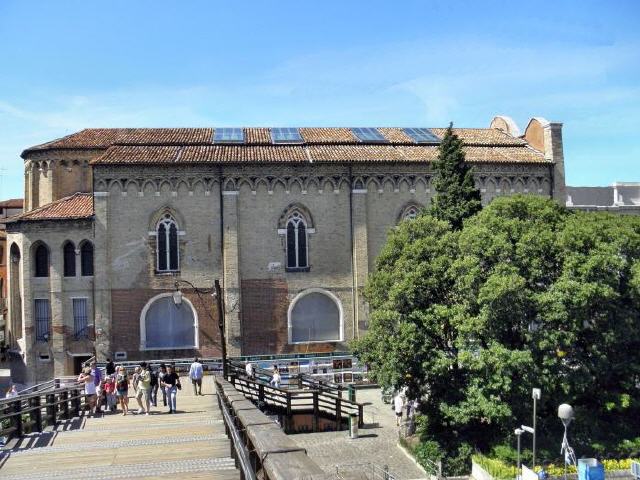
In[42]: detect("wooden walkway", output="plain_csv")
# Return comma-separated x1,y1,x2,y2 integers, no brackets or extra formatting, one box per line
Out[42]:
0,376,240,480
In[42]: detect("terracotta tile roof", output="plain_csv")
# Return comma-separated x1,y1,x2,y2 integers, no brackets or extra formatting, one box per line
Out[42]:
299,128,357,144
27,126,545,165
9,193,93,222
0,198,24,208
92,143,545,165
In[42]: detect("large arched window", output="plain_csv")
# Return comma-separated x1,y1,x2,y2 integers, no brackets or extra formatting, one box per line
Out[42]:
140,294,197,350
286,210,308,271
34,243,49,277
80,241,94,276
288,289,342,343
397,202,423,224
156,214,179,272
63,241,76,277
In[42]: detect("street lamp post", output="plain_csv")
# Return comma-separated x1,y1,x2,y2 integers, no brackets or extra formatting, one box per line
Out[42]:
173,279,228,379
532,388,541,469
515,428,524,479
558,403,576,480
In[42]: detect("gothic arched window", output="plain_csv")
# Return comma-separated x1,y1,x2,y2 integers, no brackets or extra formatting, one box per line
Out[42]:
80,241,94,276
157,214,179,272
63,241,76,277
397,203,423,224
286,210,308,271
34,243,49,278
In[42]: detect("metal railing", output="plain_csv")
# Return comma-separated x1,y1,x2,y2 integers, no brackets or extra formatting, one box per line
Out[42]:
0,384,89,440
16,376,81,396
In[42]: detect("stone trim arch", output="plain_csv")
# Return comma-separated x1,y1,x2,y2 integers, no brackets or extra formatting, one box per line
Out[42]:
397,202,424,223
139,292,199,350
287,288,344,344
277,203,315,230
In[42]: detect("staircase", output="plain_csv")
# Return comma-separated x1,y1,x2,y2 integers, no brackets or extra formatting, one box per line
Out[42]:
0,376,240,480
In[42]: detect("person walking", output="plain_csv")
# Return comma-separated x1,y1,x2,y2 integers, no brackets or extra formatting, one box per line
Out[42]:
394,392,405,427
90,361,102,414
103,376,117,413
189,357,204,396
78,367,97,416
132,366,141,394
157,364,168,407
135,362,151,415
269,367,281,388
105,358,116,376
161,364,181,414
150,366,159,407
245,361,255,380
5,385,18,399
115,366,130,415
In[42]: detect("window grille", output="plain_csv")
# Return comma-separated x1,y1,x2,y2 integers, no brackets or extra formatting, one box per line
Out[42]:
34,299,51,341
73,298,89,339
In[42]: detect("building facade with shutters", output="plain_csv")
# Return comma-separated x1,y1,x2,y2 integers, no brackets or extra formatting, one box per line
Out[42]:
5,116,566,382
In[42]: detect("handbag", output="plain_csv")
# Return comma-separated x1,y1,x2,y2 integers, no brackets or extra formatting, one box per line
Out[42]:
176,382,182,390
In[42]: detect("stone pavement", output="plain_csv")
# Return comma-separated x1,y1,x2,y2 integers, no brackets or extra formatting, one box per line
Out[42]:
293,387,427,480
0,376,240,480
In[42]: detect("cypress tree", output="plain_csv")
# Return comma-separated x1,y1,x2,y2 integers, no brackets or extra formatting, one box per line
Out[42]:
430,123,482,229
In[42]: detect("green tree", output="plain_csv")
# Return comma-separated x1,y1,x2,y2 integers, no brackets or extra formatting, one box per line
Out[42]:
353,195,640,474
430,124,482,229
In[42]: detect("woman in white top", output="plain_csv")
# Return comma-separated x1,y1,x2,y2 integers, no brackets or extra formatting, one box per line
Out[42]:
78,367,97,415
394,393,404,426
270,368,281,388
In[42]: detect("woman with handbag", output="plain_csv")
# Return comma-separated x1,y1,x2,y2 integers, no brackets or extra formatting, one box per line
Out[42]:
160,364,181,414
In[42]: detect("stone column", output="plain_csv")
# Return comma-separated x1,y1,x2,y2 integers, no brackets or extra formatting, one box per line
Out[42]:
49,243,66,377
351,189,369,339
20,237,36,383
222,190,242,356
93,192,112,362
544,123,566,204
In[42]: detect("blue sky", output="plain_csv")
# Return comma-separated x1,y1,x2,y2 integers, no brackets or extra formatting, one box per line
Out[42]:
1,0,639,199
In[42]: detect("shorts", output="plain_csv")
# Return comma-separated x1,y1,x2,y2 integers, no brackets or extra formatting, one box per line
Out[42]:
136,388,151,402
395,411,402,417
116,389,128,397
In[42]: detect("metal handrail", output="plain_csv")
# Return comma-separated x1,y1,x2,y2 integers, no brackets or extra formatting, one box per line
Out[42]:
216,385,257,480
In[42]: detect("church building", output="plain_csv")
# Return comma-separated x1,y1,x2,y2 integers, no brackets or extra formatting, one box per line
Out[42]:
5,116,565,382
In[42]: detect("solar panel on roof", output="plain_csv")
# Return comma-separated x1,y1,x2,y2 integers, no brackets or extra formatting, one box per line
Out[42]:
271,127,303,144
351,127,387,143
213,128,244,143
403,128,441,144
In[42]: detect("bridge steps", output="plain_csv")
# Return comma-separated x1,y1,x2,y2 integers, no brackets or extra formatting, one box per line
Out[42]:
0,376,240,480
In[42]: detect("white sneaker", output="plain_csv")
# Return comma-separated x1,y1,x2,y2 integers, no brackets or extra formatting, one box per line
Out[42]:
137,408,143,414
145,412,149,416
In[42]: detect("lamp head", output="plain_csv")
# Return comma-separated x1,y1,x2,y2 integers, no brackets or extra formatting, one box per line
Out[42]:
558,403,574,427
532,388,541,400
514,428,524,436
172,284,183,306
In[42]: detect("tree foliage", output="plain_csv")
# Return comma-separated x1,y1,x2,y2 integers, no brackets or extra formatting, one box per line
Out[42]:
430,124,482,229
353,195,640,473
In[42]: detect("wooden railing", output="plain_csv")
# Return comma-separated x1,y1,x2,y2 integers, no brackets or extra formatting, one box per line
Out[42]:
227,371,364,434
0,383,87,440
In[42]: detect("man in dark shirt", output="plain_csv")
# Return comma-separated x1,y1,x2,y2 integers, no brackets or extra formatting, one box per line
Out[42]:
106,358,116,376
160,365,181,413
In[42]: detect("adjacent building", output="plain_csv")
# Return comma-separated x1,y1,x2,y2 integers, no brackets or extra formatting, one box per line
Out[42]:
5,116,566,382
567,182,640,214
0,198,24,346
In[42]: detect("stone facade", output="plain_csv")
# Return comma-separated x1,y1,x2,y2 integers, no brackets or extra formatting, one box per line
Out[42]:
5,118,566,382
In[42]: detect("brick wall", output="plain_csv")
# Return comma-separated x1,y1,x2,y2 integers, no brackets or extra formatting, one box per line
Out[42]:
241,279,338,355
111,288,221,360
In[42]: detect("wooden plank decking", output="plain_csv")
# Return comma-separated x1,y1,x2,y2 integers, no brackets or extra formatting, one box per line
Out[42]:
0,376,240,480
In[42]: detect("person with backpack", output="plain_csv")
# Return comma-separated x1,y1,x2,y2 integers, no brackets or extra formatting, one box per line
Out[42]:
149,366,159,407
